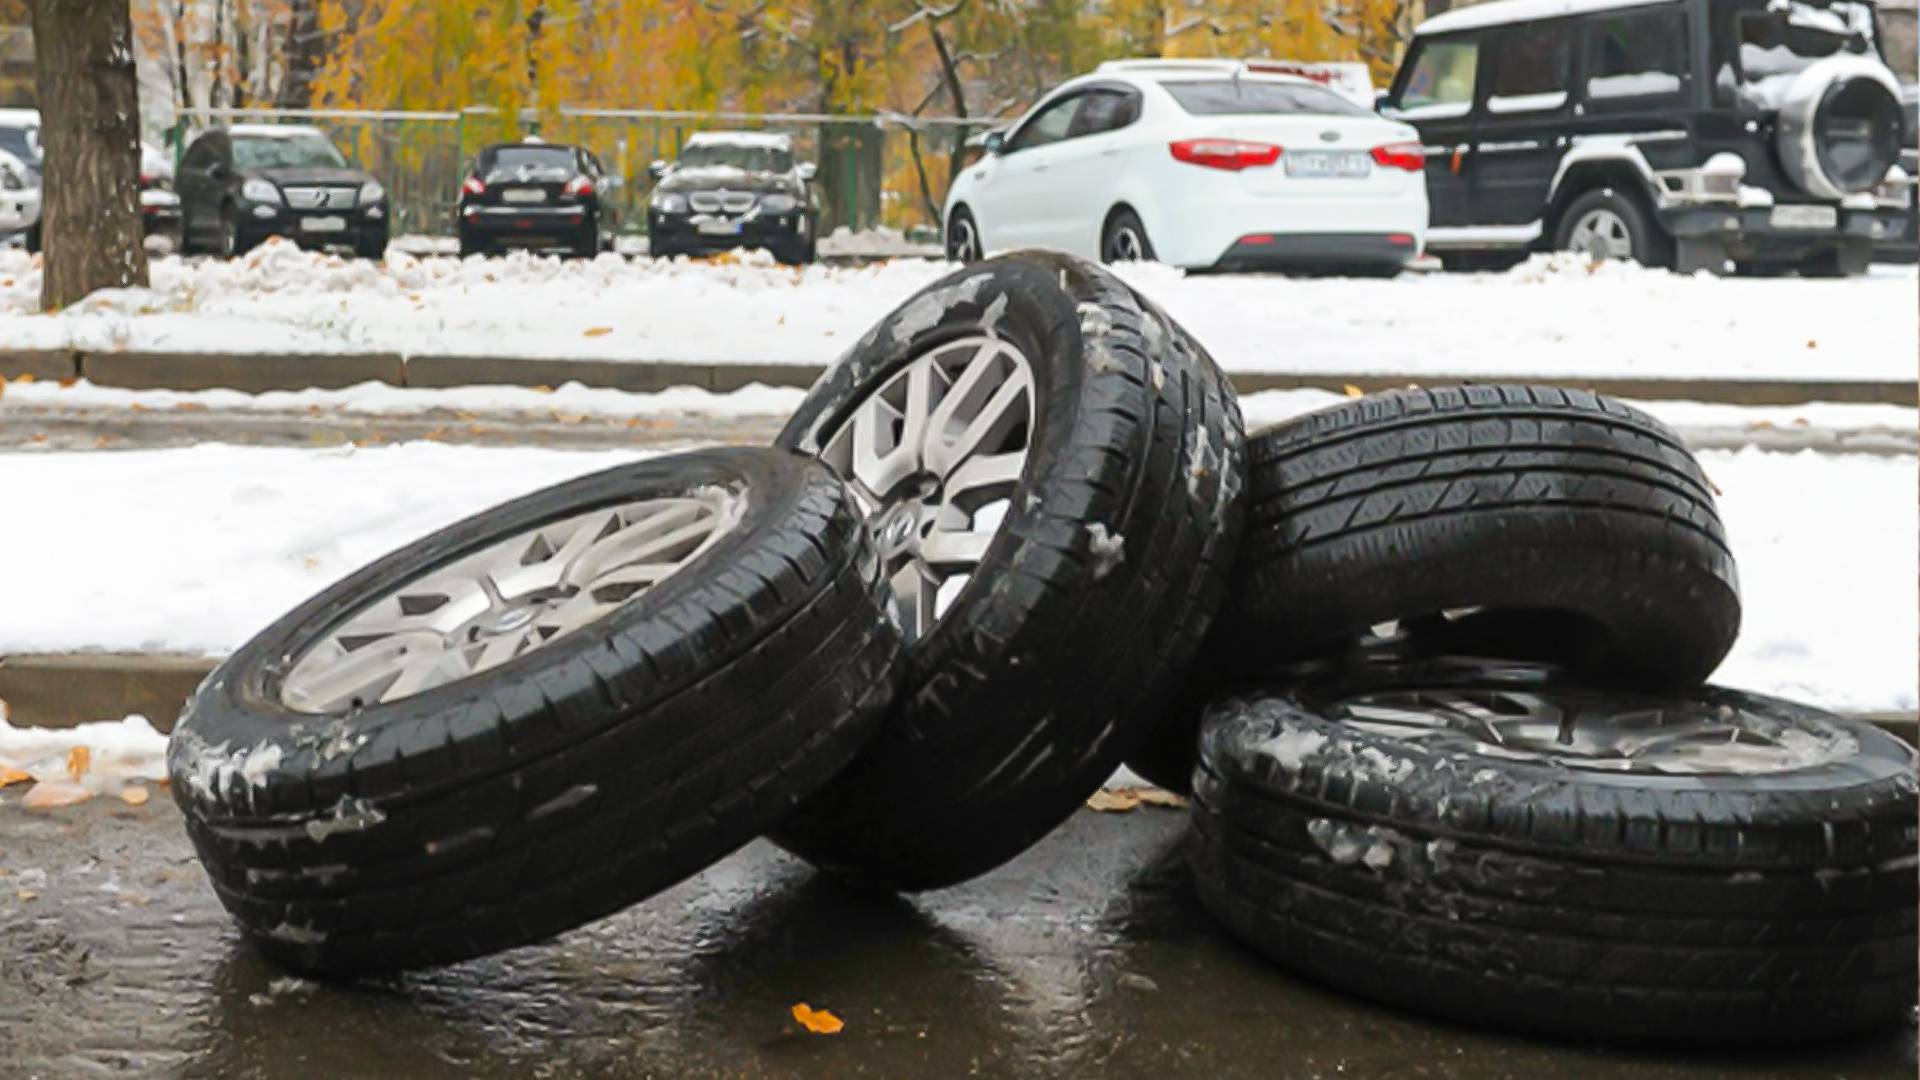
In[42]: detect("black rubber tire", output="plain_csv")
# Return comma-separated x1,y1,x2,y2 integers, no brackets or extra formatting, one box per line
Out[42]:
773,250,1246,888
945,205,981,262
22,220,38,254
1101,207,1156,263
1127,385,1740,793
1554,186,1674,268
354,230,387,261
457,229,486,258
218,203,255,258
168,447,903,976
1190,656,1920,1046
1800,241,1874,278
1435,251,1527,273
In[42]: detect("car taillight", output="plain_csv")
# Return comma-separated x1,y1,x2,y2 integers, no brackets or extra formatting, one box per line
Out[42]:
461,175,486,196
1371,142,1426,172
563,175,595,198
1170,139,1283,171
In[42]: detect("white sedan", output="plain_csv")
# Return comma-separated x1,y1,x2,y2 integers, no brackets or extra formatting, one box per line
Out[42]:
944,59,1429,274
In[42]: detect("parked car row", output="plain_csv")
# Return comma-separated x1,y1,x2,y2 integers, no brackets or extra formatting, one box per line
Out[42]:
944,0,1916,277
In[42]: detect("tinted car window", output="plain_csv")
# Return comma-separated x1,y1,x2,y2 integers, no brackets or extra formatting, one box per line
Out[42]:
1069,90,1140,135
1161,79,1368,116
1719,0,1875,107
677,143,793,172
232,133,347,169
484,146,577,172
1488,22,1572,105
1398,40,1481,113
1007,94,1082,152
0,125,38,168
1587,11,1691,100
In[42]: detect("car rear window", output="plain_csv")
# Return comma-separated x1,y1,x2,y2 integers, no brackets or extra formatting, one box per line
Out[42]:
484,146,576,171
1160,79,1369,117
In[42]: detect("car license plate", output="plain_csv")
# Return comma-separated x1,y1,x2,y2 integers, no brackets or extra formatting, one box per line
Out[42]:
502,188,547,204
1770,205,1837,230
697,218,743,236
300,215,347,233
1284,151,1371,179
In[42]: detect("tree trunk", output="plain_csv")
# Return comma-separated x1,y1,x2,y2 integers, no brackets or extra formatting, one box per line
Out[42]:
277,0,324,109
31,0,149,310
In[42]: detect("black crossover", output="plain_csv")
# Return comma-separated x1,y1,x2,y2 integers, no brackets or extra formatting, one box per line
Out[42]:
457,141,610,258
1382,0,1913,275
176,125,388,259
646,132,819,264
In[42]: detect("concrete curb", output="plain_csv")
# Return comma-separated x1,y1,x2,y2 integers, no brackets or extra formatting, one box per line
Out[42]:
1,653,1912,749
0,347,1900,406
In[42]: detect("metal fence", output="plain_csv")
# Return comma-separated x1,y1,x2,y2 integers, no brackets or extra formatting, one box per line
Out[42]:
170,106,994,240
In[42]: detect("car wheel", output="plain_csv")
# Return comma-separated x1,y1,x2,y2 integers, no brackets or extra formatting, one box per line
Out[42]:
1554,187,1672,268
354,231,387,261
1436,251,1528,273
771,251,1246,889
218,204,253,258
1190,655,1918,1045
456,229,486,258
22,221,39,254
1127,385,1740,793
1101,208,1156,263
169,447,904,975
945,206,982,262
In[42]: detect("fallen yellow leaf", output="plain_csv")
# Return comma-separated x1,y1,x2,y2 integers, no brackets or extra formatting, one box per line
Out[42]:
791,1003,844,1035
14,372,32,384
0,767,30,788
1342,384,1365,398
583,326,613,337
1134,788,1189,809
1086,789,1141,813
66,746,90,780
15,889,36,901
119,785,151,806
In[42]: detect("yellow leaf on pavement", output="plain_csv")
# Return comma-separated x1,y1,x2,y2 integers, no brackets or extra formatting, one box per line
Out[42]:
1087,789,1141,813
119,786,151,806
0,767,30,788
1342,384,1365,397
23,780,92,810
66,746,91,780
583,326,613,337
791,1003,844,1035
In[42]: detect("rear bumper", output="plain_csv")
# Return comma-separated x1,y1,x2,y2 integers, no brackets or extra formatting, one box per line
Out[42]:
1209,231,1420,271
461,204,592,243
1659,205,1906,260
1144,189,1427,269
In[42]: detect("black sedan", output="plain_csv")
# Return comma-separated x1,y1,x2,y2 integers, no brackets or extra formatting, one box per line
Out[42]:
176,125,388,259
457,142,609,258
646,132,817,264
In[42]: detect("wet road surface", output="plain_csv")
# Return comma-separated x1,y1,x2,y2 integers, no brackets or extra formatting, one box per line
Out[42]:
1,799,1911,1079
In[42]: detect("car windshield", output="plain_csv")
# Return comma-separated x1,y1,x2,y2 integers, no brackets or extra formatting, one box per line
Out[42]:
0,125,38,168
231,133,347,169
484,146,576,175
1161,78,1369,116
677,143,793,172
1723,0,1877,106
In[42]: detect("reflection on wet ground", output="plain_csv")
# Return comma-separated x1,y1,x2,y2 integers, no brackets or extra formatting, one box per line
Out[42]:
1,799,1911,1078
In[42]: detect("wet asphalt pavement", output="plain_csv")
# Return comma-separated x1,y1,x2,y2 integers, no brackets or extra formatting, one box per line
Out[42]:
1,798,1910,1079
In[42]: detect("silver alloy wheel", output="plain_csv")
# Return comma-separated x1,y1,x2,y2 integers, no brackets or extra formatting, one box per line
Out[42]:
820,335,1034,643
1566,207,1634,262
950,216,980,262
1109,224,1146,262
279,489,742,712
1329,686,1847,775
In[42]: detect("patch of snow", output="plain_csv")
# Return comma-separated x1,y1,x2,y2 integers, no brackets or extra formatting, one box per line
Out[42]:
0,714,167,794
1256,727,1328,771
1306,818,1401,871
1086,523,1126,579
0,244,1907,382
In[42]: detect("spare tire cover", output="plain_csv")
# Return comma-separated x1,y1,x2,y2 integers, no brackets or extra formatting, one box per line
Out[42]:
1776,55,1903,200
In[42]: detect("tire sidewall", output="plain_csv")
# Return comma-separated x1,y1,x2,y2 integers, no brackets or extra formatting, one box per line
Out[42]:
1555,187,1658,263
178,448,822,772
945,207,979,262
1102,209,1154,263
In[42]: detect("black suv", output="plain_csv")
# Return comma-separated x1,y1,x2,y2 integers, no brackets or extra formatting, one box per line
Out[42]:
177,125,388,259
457,141,610,258
1382,0,1912,275
646,132,818,264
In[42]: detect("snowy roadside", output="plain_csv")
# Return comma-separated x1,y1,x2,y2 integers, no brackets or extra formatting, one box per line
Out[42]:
4,377,1913,452
0,441,1910,714
0,241,1910,382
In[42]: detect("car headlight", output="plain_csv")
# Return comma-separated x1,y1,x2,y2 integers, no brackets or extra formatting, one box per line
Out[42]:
241,177,282,204
359,180,385,204
651,191,687,213
758,193,798,214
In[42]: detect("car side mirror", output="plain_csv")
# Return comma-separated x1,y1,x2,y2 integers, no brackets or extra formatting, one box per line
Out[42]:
797,162,817,181
984,131,1006,155
647,160,668,181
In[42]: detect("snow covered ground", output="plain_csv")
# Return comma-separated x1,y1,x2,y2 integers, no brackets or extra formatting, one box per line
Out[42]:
0,242,1910,382
0,440,1910,713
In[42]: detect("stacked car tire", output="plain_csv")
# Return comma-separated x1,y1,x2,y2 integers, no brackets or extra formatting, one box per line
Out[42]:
171,251,1915,1045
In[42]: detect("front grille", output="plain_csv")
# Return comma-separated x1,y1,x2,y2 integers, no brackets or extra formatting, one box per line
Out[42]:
688,191,756,214
283,185,358,210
